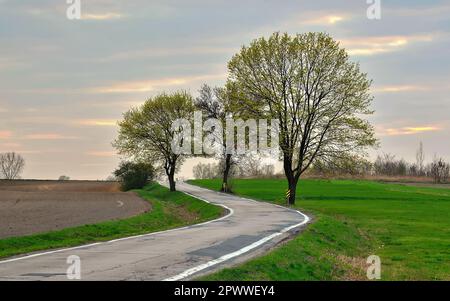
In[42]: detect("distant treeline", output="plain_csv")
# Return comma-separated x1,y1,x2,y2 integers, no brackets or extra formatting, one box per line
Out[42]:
310,153,449,183
193,143,450,184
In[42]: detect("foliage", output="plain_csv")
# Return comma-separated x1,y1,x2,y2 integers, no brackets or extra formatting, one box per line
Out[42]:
114,91,194,191
114,161,155,191
227,32,377,204
310,155,372,177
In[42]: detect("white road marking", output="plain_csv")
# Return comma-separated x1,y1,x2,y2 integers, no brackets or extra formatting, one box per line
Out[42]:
0,182,310,283
163,208,310,281
117,201,124,208
0,194,233,265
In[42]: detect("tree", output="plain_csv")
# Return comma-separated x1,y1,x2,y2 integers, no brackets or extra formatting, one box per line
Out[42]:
58,175,70,181
374,153,408,176
195,84,238,192
237,153,262,177
311,155,372,177
114,91,194,191
429,157,449,184
192,162,218,179
416,141,425,176
0,152,25,180
261,164,275,178
228,32,377,204
114,161,155,191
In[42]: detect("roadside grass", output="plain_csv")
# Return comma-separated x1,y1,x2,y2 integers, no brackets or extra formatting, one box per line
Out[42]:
0,182,224,259
189,179,450,280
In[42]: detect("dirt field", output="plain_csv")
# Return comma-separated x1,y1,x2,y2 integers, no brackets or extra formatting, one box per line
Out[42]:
0,181,151,239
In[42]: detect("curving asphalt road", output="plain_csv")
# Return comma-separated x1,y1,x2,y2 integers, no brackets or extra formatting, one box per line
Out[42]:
0,182,309,281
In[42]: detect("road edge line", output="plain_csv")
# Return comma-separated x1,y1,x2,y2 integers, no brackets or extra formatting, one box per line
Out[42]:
163,189,311,281
0,188,233,265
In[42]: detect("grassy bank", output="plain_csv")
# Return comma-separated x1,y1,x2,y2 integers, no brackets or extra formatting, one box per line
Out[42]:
0,182,224,259
189,179,450,280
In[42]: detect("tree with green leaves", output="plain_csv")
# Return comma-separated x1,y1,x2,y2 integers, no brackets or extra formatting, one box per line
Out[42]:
114,91,194,191
227,32,377,205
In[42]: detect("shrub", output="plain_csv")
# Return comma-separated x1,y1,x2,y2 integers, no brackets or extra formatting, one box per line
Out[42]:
193,162,219,179
374,153,408,176
311,156,372,177
429,157,450,184
114,161,155,191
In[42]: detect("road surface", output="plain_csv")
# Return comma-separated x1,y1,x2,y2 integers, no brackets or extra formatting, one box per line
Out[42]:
0,182,309,281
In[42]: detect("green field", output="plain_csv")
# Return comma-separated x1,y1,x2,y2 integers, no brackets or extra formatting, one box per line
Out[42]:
0,182,224,259
189,179,450,280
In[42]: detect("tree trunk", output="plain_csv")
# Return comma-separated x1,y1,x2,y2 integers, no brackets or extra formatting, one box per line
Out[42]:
284,155,298,205
166,161,177,192
222,154,232,192
287,176,297,205
168,171,176,191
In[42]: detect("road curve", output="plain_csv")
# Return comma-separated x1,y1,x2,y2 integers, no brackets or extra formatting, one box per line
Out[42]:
0,182,309,281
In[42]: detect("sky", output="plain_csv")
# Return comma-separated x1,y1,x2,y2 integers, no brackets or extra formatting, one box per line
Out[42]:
0,0,449,180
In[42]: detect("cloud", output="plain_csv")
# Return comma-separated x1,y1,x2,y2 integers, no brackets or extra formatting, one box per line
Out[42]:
340,34,435,56
387,3,450,18
97,46,237,63
24,133,79,140
378,126,441,136
90,73,227,94
0,131,12,139
81,163,112,167
81,13,124,21
301,14,348,25
86,151,116,157
0,58,27,71
0,149,41,155
0,142,20,148
19,2,124,21
76,119,117,127
282,11,350,27
372,81,450,94
372,85,429,93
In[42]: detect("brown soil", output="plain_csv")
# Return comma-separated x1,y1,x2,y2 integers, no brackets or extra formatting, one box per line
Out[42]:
0,180,151,239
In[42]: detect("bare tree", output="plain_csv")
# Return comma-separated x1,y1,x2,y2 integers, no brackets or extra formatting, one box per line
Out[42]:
261,164,275,178
228,32,377,204
193,162,218,179
374,153,408,176
429,156,449,184
238,154,262,178
311,155,372,177
0,152,25,180
195,84,240,191
416,141,425,176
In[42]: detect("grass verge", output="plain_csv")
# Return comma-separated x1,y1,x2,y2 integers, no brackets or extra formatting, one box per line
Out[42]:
0,182,224,259
189,179,450,280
